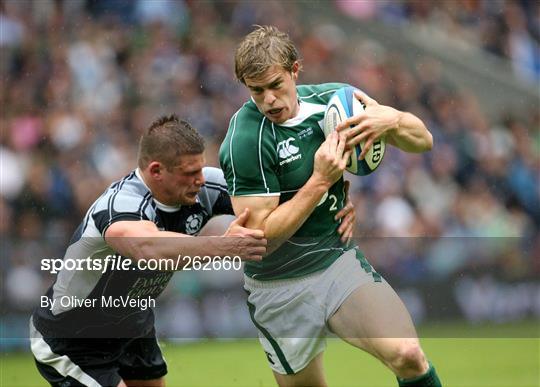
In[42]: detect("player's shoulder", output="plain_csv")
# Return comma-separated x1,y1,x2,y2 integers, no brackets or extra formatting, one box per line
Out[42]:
220,100,272,158
227,100,267,135
93,170,152,214
202,166,226,186
297,83,350,104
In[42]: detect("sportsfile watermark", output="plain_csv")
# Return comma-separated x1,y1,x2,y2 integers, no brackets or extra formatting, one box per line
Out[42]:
5,236,537,340
41,254,242,274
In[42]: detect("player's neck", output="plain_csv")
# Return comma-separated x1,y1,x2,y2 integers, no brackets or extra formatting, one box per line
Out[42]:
137,168,163,202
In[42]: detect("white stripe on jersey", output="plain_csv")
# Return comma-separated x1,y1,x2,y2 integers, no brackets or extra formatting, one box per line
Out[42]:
230,111,239,195
235,193,281,197
258,116,270,194
299,88,338,100
286,240,318,247
271,122,277,140
30,319,102,387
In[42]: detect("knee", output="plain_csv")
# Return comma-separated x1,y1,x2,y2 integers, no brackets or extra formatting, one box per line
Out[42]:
387,342,427,376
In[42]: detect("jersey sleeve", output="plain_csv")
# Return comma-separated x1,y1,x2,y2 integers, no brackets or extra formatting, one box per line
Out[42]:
219,106,280,196
91,189,153,236
300,82,350,105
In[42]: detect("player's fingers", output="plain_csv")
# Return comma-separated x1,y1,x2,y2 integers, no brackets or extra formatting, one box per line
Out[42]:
341,150,352,169
340,222,354,243
254,230,265,239
337,210,351,230
244,229,265,239
342,204,355,224
337,212,351,232
328,131,339,153
336,114,365,132
346,137,366,150
254,237,267,246
245,236,267,247
323,130,334,147
345,125,370,147
336,133,347,158
354,90,378,106
232,208,249,227
335,118,350,132
342,122,362,139
334,200,353,221
359,137,375,160
340,221,353,239
334,207,347,221
253,244,267,258
244,242,267,261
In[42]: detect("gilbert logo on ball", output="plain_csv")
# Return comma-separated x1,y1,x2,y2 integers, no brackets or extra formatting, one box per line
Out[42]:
323,86,385,175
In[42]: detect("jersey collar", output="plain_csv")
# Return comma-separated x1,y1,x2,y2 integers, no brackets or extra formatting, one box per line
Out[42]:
277,100,326,128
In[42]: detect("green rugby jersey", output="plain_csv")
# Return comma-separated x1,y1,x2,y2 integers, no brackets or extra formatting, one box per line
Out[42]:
219,83,355,280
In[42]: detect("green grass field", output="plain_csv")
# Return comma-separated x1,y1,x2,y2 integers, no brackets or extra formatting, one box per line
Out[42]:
1,322,538,387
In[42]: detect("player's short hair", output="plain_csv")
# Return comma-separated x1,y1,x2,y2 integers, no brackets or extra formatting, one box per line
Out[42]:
235,25,302,84
137,114,205,170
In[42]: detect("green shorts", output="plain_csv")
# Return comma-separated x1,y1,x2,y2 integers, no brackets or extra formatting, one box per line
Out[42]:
244,248,382,374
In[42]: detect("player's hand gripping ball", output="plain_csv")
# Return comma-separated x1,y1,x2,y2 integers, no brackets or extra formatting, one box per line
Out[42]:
323,86,385,175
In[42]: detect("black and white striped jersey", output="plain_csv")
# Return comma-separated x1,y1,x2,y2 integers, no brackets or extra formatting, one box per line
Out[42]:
32,167,233,338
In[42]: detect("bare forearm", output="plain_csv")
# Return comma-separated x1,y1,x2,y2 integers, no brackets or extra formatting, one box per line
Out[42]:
106,220,265,267
108,232,230,266
263,177,330,253
387,111,433,153
134,236,231,270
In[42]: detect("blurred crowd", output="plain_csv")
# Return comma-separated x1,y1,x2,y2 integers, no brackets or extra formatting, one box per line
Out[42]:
1,0,539,341
336,0,540,82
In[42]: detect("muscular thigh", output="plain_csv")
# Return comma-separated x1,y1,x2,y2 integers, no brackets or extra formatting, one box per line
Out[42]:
328,280,419,358
272,352,326,387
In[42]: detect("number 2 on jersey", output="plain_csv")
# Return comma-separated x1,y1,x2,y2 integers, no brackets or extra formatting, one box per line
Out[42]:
317,192,338,211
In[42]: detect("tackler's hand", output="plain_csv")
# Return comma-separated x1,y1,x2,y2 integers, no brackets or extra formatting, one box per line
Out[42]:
334,180,355,244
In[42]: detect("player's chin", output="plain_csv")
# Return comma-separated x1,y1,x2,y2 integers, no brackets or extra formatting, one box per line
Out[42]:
180,194,198,205
268,116,289,125
265,109,288,123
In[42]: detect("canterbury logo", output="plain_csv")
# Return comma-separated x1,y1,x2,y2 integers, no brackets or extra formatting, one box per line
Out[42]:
277,138,299,159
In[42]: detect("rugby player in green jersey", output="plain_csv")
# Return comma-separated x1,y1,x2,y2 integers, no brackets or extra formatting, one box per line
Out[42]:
219,26,442,387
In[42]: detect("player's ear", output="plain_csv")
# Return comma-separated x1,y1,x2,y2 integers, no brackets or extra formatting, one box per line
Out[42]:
148,161,163,179
291,61,299,80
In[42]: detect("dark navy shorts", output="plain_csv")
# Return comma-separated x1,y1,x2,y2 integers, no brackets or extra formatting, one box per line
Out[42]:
31,320,167,387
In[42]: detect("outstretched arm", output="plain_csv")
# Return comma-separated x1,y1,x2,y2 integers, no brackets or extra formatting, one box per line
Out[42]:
104,208,266,268
336,90,433,159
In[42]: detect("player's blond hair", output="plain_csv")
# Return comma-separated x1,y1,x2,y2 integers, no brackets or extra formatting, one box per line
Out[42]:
235,25,302,84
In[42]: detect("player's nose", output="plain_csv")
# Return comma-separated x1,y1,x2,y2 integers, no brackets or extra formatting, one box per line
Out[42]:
264,91,276,105
195,171,205,186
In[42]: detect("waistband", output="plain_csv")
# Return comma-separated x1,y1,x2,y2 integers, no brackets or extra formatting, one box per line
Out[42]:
243,248,356,289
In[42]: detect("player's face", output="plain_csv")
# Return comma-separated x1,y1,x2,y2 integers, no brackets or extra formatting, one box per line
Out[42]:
162,153,206,206
244,63,300,124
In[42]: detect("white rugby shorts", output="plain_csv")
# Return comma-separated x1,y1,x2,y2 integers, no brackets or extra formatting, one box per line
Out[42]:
244,248,382,374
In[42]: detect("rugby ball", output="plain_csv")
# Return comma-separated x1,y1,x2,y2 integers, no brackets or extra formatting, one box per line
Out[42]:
323,86,385,175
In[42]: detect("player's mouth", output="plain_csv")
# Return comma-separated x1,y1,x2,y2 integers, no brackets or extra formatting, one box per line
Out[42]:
266,107,284,119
